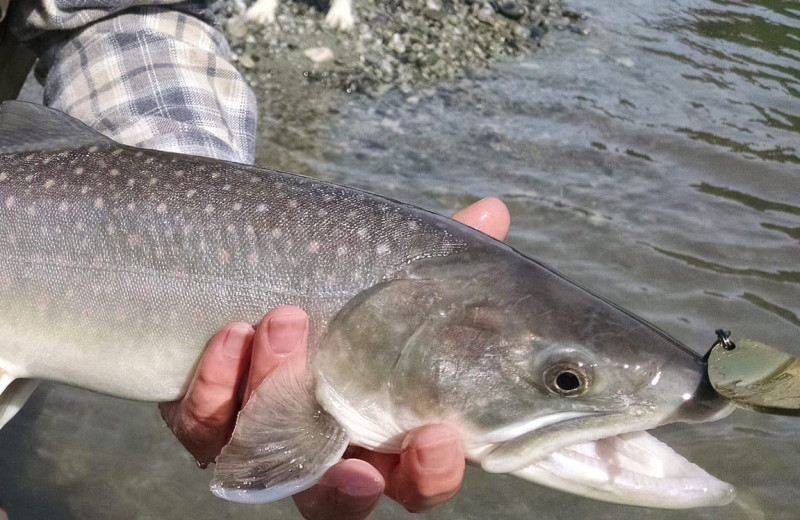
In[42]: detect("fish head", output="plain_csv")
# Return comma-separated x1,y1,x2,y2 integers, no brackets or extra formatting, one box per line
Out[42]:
316,246,735,508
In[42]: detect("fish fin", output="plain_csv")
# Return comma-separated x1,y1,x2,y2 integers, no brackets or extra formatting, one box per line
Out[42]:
0,101,114,154
0,369,39,429
211,360,349,503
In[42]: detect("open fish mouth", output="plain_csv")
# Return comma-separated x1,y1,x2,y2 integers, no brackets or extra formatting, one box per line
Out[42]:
511,431,735,508
475,410,736,509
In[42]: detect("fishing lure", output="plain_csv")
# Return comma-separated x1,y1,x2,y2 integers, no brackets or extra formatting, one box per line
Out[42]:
705,330,800,416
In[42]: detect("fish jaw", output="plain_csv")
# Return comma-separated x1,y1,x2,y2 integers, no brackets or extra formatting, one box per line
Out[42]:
466,404,736,509
509,431,735,509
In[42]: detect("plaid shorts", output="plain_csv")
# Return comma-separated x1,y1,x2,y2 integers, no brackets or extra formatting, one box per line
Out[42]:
9,1,256,164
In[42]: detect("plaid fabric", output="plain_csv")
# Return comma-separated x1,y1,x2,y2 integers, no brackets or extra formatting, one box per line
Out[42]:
8,1,256,164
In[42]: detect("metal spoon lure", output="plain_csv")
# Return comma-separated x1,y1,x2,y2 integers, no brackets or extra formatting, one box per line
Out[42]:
705,330,800,416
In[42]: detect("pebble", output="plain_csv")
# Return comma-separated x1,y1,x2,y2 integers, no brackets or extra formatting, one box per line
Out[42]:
496,1,527,20
304,47,335,63
238,53,255,69
476,3,497,25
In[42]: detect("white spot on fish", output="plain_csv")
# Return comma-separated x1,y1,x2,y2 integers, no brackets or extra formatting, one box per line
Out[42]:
408,221,418,230
246,225,256,237
112,148,124,155
250,176,260,183
74,167,84,175
233,202,242,211
308,241,320,253
109,169,120,177
127,202,136,211
126,179,135,187
88,145,99,153
247,253,259,266
288,200,298,209
0,172,7,181
26,206,36,216
317,209,328,217
336,245,347,257
227,224,237,234
76,222,85,232
186,189,196,198
59,201,69,212
107,224,116,235
205,204,215,214
175,170,185,177
271,228,282,239
376,244,390,256
24,174,33,182
44,179,55,189
223,184,231,191
218,248,231,263
157,203,167,214
357,228,368,238
149,178,158,186
257,204,267,212
211,172,220,179
94,197,104,209
135,151,144,158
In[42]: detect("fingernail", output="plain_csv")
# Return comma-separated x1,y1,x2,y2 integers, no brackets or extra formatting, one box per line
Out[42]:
267,314,307,355
413,434,460,475
222,323,252,359
328,474,383,499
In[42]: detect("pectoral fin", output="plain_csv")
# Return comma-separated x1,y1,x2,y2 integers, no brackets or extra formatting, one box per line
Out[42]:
211,361,349,503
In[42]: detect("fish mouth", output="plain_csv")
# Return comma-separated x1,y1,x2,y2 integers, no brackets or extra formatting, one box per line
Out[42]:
477,409,736,508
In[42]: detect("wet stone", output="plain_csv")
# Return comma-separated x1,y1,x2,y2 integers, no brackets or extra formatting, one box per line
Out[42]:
495,1,527,20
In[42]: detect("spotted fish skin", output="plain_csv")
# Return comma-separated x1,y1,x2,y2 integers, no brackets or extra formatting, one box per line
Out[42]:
0,102,737,510
0,101,476,400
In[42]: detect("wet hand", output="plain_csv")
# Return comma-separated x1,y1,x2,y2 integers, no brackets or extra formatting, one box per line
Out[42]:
159,197,510,519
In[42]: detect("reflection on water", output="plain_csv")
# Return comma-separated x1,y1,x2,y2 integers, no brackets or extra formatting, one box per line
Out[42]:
1,0,798,518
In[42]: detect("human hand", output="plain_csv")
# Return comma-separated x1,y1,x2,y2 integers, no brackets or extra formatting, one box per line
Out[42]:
160,197,511,519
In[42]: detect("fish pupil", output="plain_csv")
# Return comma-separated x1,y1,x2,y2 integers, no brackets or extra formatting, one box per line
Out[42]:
555,371,581,392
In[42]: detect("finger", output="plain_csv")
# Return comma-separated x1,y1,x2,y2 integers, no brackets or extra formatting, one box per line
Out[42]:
159,322,255,464
452,197,510,241
384,424,465,513
293,459,385,520
244,305,309,402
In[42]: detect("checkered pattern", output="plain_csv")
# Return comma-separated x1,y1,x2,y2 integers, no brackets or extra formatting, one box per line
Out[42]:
9,1,257,164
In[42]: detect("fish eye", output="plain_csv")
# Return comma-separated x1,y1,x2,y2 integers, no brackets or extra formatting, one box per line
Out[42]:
543,362,591,397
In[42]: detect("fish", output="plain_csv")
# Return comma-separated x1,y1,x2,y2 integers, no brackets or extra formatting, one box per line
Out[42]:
0,101,735,510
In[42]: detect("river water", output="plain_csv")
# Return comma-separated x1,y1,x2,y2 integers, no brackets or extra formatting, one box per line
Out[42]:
1,0,798,518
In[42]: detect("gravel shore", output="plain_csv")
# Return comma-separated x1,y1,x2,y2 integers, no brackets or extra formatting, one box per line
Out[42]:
223,0,582,95
216,0,583,167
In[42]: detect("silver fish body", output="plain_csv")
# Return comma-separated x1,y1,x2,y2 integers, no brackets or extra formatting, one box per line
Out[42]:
0,102,735,510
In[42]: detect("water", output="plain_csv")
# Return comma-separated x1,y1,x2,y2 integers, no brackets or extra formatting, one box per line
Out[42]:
1,0,798,518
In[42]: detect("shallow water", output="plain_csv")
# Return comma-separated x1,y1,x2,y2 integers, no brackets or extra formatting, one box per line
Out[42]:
1,0,798,518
